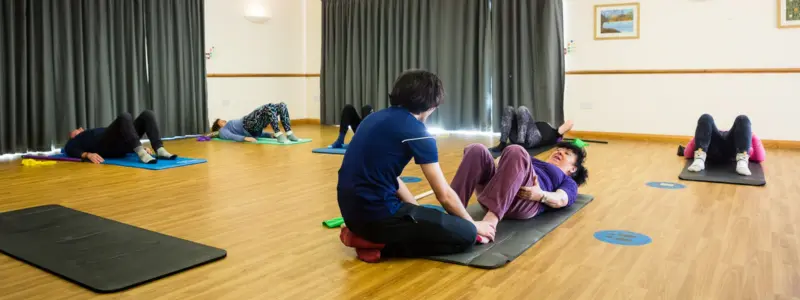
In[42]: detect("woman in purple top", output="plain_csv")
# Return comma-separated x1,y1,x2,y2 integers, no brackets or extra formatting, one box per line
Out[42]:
450,141,588,241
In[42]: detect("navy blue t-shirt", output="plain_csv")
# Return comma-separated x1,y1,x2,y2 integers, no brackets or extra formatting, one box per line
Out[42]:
337,106,438,223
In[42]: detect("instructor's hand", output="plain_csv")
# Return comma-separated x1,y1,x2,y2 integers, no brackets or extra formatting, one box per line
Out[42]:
472,221,496,241
86,153,104,164
244,137,257,143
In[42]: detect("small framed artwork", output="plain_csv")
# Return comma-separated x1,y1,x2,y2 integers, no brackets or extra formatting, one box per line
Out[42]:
594,2,640,40
778,0,800,28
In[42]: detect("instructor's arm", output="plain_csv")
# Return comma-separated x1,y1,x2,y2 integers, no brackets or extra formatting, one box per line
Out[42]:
396,177,418,205
420,163,472,221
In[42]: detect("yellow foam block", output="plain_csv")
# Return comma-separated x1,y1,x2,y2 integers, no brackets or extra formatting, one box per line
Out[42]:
21,159,57,167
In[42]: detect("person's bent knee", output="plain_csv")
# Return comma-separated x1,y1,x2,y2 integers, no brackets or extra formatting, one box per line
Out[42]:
698,113,713,124
735,115,750,125
501,144,528,159
118,112,133,121
139,110,155,119
464,143,490,158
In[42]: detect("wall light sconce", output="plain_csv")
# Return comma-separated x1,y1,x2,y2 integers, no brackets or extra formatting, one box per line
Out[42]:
244,1,272,24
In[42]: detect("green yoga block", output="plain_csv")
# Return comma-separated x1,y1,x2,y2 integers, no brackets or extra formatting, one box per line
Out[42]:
323,217,344,228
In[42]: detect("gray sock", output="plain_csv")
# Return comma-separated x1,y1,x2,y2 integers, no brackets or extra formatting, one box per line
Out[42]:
134,146,156,164
286,131,299,141
156,147,176,159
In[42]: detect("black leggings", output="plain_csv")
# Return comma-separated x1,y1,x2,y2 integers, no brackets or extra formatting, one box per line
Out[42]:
345,203,477,258
499,106,560,148
339,104,373,135
693,114,752,161
98,110,163,157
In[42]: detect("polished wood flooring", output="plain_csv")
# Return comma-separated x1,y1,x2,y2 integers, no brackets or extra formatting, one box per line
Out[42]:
1,125,798,300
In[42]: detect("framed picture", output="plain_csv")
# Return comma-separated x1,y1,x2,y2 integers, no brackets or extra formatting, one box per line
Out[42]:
594,2,640,40
778,0,800,28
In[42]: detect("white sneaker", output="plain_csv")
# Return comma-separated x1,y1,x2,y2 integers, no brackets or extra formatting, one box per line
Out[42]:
687,149,706,172
736,152,751,176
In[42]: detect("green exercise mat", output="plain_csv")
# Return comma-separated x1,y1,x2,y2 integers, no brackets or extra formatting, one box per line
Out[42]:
212,137,312,145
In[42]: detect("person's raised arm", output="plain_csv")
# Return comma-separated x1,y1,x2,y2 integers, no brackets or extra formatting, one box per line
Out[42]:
396,177,418,205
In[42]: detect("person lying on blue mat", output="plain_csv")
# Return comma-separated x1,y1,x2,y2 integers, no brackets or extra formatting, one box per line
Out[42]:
330,104,373,148
64,110,178,164
208,102,302,143
337,69,496,263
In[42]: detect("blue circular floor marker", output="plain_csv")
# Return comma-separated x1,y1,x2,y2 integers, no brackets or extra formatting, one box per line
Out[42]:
646,181,685,190
594,230,652,246
401,176,422,183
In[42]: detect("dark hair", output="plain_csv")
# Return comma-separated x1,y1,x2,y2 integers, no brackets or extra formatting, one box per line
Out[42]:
388,69,444,114
555,141,589,186
211,118,222,132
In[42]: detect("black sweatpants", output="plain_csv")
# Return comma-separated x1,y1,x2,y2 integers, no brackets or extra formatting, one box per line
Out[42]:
339,104,373,135
693,114,752,162
345,203,477,258
98,110,164,157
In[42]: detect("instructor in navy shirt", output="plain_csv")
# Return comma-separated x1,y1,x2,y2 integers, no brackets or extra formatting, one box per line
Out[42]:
337,70,496,263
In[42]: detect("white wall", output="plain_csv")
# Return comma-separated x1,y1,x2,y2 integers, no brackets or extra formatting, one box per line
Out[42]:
564,0,800,140
204,0,321,125
304,0,322,120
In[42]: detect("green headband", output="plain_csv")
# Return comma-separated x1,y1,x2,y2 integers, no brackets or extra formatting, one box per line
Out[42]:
572,138,588,149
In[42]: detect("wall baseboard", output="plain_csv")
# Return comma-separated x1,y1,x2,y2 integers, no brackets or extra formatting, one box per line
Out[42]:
566,68,800,75
293,118,321,125
207,73,320,78
566,131,800,149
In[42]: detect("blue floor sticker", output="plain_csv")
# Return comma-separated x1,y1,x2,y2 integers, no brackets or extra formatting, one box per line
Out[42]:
401,176,422,183
594,230,652,246
646,181,685,189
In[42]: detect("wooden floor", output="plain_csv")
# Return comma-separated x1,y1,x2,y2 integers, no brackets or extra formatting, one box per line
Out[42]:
1,125,799,300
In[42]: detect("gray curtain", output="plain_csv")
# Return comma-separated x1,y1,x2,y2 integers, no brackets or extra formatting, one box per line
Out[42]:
491,0,565,129
320,0,491,130
0,0,207,154
144,0,208,137
1,0,150,153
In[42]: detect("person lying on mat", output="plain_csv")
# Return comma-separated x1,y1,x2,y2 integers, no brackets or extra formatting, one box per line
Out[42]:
684,114,765,176
208,102,301,143
490,105,574,152
337,69,496,263
64,110,178,164
330,104,374,148
450,141,588,239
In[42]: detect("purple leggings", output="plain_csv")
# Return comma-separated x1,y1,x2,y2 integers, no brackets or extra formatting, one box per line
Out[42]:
450,144,543,220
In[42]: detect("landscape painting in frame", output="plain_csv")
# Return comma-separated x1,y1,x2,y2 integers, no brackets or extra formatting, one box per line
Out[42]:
779,0,800,28
595,3,640,40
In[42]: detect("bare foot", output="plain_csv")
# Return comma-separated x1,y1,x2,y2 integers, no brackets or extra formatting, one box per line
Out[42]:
558,120,574,135
482,211,500,228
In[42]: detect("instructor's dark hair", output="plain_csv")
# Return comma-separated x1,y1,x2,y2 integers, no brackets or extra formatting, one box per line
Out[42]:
555,141,589,186
211,118,222,132
389,69,444,114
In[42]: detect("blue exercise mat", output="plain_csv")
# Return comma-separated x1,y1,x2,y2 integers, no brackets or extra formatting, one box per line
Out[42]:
47,154,206,170
311,145,347,155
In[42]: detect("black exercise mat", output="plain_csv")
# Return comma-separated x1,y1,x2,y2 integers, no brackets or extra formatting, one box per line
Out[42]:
0,205,227,293
490,144,555,159
678,160,766,186
425,194,594,269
